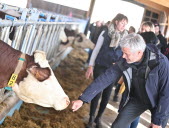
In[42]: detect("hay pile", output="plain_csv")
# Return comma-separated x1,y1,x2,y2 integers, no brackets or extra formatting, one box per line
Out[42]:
0,39,93,128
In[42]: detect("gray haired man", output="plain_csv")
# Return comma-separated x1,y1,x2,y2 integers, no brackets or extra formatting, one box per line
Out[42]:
72,33,169,128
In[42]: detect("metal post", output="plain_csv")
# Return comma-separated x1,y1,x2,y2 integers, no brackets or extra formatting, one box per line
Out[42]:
48,25,60,58
4,26,10,44
42,25,53,52
12,26,24,50
25,24,36,54
38,25,48,51
20,25,33,53
46,25,57,59
30,24,43,54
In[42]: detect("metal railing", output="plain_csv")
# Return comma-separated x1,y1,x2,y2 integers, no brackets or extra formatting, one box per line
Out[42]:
0,3,82,120
0,20,78,57
0,19,79,102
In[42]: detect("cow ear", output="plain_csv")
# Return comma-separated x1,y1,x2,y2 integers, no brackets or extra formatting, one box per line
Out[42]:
33,50,46,64
28,66,51,81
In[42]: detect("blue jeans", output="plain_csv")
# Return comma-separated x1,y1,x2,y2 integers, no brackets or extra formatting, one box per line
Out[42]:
128,116,140,128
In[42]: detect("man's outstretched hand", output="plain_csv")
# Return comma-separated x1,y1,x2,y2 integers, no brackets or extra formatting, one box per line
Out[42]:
72,100,83,112
149,123,162,128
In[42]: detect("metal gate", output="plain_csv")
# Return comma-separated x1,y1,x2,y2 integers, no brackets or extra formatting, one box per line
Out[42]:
0,5,80,122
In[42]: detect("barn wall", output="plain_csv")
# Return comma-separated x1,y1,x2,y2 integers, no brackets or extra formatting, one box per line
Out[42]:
31,0,87,19
0,0,27,8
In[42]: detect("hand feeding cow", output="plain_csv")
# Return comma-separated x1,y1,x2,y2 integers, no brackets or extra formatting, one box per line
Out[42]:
0,40,70,110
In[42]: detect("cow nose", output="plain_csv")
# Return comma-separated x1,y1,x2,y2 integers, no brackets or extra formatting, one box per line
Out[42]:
64,97,70,106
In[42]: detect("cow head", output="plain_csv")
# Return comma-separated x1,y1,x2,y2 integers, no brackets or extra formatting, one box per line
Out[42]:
12,50,70,110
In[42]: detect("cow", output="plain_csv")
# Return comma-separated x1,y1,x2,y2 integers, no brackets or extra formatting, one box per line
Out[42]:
60,27,83,45
0,40,70,110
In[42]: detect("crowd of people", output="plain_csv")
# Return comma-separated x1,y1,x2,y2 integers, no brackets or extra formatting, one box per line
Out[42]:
71,13,169,128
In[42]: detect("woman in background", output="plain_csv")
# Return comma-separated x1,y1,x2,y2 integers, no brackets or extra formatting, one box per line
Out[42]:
85,13,128,128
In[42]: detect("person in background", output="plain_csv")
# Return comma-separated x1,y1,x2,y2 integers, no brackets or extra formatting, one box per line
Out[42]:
86,21,103,65
139,21,155,33
128,26,136,34
163,38,169,59
140,31,159,45
89,21,103,45
85,13,128,128
154,22,167,54
72,33,169,128
139,21,161,49
94,21,111,43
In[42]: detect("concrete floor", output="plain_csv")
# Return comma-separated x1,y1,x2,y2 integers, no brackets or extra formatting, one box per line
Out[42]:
84,87,169,128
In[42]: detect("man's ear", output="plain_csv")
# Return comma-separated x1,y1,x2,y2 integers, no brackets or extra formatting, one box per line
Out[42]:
28,66,51,81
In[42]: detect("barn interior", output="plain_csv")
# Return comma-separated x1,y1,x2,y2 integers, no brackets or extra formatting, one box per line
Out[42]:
0,0,168,128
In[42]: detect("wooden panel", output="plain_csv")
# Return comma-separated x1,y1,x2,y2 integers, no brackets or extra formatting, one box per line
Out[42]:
149,0,169,8
136,0,169,13
135,0,169,35
31,0,87,19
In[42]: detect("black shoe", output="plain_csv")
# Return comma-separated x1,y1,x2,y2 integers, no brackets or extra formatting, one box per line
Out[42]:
94,116,102,128
86,123,93,128
86,116,95,128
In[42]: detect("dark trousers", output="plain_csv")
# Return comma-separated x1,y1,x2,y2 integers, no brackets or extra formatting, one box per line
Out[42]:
111,98,168,128
89,64,114,117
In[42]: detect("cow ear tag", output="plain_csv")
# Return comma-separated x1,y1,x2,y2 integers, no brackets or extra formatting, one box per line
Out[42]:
8,74,18,87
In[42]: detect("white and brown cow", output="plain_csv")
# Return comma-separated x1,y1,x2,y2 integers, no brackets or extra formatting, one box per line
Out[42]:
0,40,70,110
60,27,83,45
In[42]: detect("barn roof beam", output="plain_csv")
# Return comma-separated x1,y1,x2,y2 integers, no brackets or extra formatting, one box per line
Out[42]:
135,0,169,31
135,0,169,13
148,0,169,8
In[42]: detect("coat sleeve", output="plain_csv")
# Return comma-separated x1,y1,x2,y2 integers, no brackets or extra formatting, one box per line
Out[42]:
89,31,105,66
79,64,123,103
152,56,169,126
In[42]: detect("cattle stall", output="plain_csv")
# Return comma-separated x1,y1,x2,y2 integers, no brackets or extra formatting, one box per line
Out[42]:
0,17,79,124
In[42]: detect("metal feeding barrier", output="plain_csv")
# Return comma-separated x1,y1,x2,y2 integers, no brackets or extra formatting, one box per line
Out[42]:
0,20,78,58
0,20,79,100
0,3,81,123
